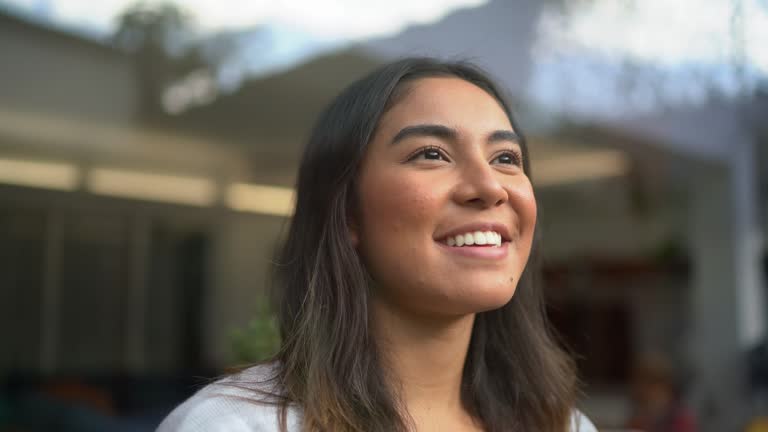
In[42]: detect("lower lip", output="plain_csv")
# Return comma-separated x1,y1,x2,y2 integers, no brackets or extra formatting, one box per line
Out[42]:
435,241,510,259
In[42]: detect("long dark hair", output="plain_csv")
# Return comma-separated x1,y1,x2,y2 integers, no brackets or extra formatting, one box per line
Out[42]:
250,58,577,432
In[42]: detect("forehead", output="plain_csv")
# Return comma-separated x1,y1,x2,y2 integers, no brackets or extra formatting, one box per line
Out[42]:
378,77,513,132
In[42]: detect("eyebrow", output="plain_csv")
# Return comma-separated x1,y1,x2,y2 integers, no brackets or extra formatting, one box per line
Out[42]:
390,123,521,146
391,124,456,145
488,130,521,144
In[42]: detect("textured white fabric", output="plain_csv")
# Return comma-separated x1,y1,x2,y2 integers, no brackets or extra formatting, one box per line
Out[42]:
157,365,598,432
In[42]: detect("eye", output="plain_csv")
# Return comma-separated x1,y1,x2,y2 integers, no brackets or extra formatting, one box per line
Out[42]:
406,146,450,163
491,150,522,167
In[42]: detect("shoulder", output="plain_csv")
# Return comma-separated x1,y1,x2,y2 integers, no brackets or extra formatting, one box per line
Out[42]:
570,409,598,432
156,364,300,432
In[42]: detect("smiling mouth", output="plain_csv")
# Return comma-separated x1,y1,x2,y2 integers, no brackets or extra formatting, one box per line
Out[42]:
440,230,506,248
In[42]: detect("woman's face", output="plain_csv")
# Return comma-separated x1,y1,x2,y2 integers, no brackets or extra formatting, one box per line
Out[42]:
353,77,537,317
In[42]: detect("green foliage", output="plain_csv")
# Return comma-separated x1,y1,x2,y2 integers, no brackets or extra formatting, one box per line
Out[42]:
111,1,213,119
113,1,196,55
229,301,281,363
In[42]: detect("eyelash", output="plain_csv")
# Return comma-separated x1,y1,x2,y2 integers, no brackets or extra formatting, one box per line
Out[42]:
405,145,450,162
405,146,523,167
491,149,523,167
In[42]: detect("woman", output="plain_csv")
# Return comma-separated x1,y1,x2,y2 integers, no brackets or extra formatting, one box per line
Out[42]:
158,58,597,432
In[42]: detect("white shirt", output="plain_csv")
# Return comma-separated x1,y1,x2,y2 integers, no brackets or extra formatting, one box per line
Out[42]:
157,365,598,432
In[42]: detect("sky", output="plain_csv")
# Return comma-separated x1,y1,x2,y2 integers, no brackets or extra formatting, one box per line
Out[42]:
0,0,488,98
3,0,765,76
539,0,768,76
0,0,487,39
531,0,768,116
2,0,766,116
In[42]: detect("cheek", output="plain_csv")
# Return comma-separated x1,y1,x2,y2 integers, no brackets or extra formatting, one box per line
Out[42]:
522,194,537,238
355,169,446,283
506,179,537,253
359,170,439,233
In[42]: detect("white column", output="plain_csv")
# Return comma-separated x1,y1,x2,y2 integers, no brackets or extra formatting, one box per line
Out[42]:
730,139,766,347
687,139,766,432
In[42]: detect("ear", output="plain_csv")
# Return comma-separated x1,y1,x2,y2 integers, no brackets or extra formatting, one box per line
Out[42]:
347,216,360,248
346,190,361,248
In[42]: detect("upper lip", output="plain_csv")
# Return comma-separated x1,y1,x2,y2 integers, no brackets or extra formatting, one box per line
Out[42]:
435,222,512,242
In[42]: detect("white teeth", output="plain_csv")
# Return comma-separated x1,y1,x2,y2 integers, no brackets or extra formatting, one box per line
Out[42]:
444,230,503,247
474,231,486,245
485,231,501,246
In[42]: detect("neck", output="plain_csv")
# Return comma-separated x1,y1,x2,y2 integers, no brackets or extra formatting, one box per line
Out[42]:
372,298,478,429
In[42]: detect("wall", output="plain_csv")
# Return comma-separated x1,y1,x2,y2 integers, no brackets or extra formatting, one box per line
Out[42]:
0,13,138,123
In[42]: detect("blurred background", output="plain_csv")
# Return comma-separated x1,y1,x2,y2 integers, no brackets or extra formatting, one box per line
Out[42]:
0,0,767,431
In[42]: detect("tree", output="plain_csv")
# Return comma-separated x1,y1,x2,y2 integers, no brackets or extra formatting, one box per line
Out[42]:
113,2,209,121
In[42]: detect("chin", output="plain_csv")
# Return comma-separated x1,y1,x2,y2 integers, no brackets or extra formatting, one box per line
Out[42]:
441,281,518,316
471,289,517,312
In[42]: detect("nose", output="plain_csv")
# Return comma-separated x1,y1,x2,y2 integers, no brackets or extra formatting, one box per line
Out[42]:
452,159,508,209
